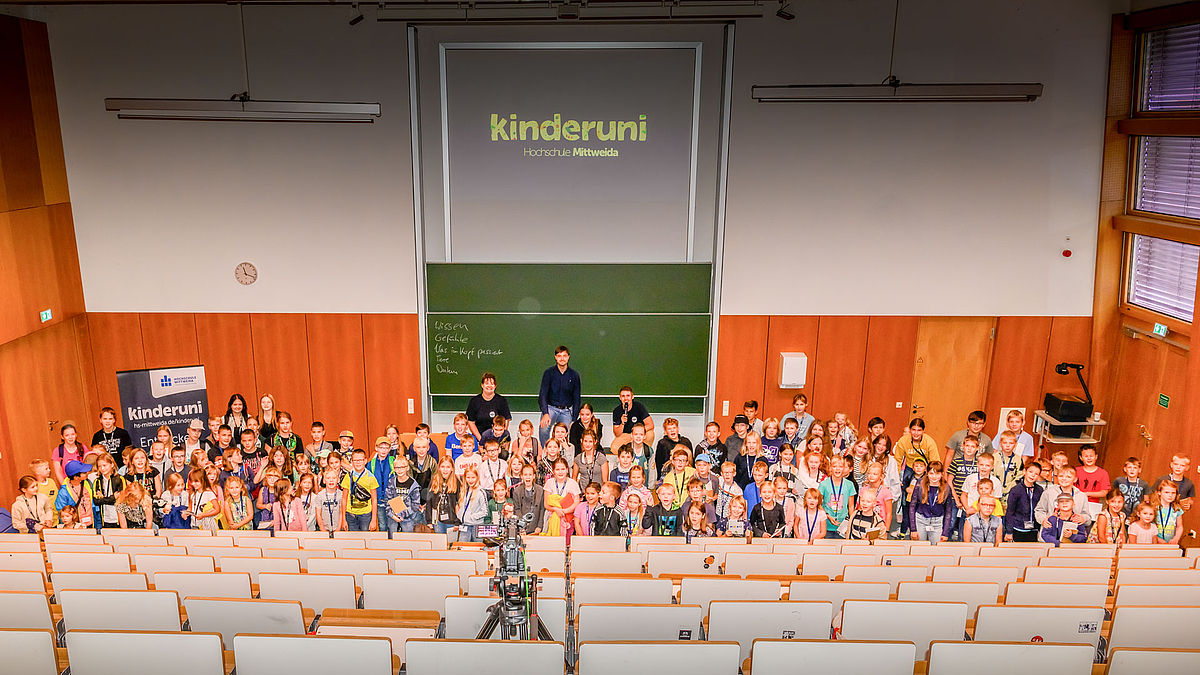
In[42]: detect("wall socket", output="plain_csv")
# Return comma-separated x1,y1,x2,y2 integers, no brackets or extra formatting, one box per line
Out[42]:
895,402,902,408
722,400,729,416
407,398,414,414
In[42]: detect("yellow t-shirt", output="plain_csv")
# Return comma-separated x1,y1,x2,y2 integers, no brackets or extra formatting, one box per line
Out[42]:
341,471,379,516
971,496,1005,517
37,478,59,502
895,434,940,468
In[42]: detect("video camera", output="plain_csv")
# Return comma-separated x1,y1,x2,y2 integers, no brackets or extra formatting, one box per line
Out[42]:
476,512,552,641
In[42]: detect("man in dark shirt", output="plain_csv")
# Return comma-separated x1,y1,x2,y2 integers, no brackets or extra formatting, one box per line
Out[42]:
611,385,655,452
465,372,512,439
538,345,581,445
91,407,132,469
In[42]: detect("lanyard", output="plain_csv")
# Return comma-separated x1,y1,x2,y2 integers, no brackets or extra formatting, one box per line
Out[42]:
302,494,311,511
553,480,567,497
232,495,248,522
280,500,293,528
832,479,846,508
1002,453,1017,486
484,460,501,484
325,493,338,529
1157,507,1174,538
804,508,818,538
464,489,473,515
579,452,598,480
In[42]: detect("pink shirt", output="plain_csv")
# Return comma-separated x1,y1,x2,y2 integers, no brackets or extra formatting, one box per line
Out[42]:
273,499,307,531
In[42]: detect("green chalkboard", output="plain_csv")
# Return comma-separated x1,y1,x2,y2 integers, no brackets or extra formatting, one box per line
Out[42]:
426,263,712,412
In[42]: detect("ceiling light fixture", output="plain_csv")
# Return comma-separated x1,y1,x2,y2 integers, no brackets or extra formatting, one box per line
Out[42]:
374,1,766,22
349,3,365,25
775,2,794,20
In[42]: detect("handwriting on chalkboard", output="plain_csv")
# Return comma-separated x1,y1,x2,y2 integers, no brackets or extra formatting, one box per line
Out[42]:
431,320,504,375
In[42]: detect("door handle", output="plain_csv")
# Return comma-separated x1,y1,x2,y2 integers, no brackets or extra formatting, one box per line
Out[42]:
1139,425,1153,446
911,404,924,414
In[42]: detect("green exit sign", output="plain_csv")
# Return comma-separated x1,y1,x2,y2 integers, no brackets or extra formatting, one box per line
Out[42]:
1153,323,1169,337
39,309,52,323
1160,393,1170,409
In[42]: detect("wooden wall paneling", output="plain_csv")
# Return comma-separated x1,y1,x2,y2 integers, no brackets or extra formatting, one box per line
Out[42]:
139,313,199,369
0,211,25,344
194,313,257,417
363,313,423,436
0,356,15,505
713,315,769,432
859,316,920,438
1041,317,1094,402
9,207,61,340
910,317,996,452
34,320,93,446
249,313,313,435
46,204,84,318
810,316,869,426
71,314,99,416
1104,334,1162,475
0,205,84,345
307,314,368,442
0,15,45,212
1152,345,1188,474
86,313,145,425
19,19,68,205
762,316,820,421
984,317,1053,436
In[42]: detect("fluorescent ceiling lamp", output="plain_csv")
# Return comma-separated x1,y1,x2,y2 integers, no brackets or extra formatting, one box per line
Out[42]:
376,1,763,21
104,98,382,123
751,82,1043,103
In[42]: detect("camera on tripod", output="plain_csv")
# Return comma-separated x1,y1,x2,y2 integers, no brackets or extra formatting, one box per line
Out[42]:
476,512,553,641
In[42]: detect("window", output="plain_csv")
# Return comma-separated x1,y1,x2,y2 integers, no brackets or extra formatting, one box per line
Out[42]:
1127,234,1199,322
1136,136,1200,219
1142,23,1200,111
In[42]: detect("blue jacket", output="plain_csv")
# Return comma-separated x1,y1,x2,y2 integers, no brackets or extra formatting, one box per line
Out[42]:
1041,515,1090,546
1004,481,1044,535
908,484,955,539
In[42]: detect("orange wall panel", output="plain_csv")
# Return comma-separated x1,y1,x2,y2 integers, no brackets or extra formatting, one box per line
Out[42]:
86,313,145,422
363,313,423,435
307,314,369,442
19,20,68,206
139,313,199,369
762,316,819,420
859,316,920,437
0,16,44,212
71,314,99,416
985,317,1052,432
811,316,870,424
195,313,257,417
249,313,313,434
714,315,768,432
1042,316,1094,401
46,204,84,318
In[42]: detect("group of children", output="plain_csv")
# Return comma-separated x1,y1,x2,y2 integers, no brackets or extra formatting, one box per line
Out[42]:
11,393,1194,548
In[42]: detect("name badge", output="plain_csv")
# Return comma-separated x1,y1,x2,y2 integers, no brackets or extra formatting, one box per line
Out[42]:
925,525,935,533
1024,520,1034,529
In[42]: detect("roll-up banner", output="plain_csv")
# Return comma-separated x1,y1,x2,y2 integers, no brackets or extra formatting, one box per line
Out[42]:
116,365,209,450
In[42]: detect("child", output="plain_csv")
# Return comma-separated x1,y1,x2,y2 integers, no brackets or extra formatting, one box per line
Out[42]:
642,483,683,536
973,479,1004,521
833,411,858,449
456,468,489,542
661,448,696,508
149,442,169,480
1002,410,1037,460
91,452,124,530
900,457,928,536
844,488,885,541
760,418,784,465
909,461,953,543
51,423,85,484
781,418,804,457
847,438,871,488
307,421,335,464
946,410,992,461
1092,487,1126,544
1034,466,1091,527
487,478,513,526
735,432,764,488
256,467,281,530
477,439,507,491
1153,455,1195,511
1004,462,1044,543
610,446,635,487
827,417,848,456
625,492,647,536
572,431,607,489
387,456,424,533
575,482,600,536
742,400,763,436
409,436,437,495
1113,456,1150,518
681,478,718,524
750,483,788,538
948,436,980,504
724,415,750,468
511,464,544,535
1043,451,1070,489
683,503,716,540
781,393,815,439
772,475,797,527
29,458,58,507
551,423,576,463
12,476,54,533
714,461,743,523
991,430,1024,508
624,424,657,487
427,457,461,537
186,472,221,532
696,421,729,468
223,476,255,530
693,453,718,500
620,465,653,512
479,415,512,457
510,419,540,466
543,457,580,537
719,495,751,538
162,447,191,498
895,418,940,468
296,473,319,531
161,473,190,529
794,489,827,541
1075,445,1110,503
316,469,345,532
1149,480,1185,544
115,481,151,529
1127,503,1159,544
454,435,482,479
654,417,692,473
58,505,85,529
797,446,826,492
744,461,770,512
591,482,625,537
443,414,476,462
536,439,564,485
342,449,379,532
1042,492,1090,546
818,456,856,539
127,448,162,498
506,454,526,489
863,462,894,531
965,495,1002,545
962,453,1001,516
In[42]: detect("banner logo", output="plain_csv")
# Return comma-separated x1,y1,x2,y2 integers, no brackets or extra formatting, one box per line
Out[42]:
490,113,647,142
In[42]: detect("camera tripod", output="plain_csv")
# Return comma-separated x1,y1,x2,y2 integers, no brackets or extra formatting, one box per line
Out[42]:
475,571,555,640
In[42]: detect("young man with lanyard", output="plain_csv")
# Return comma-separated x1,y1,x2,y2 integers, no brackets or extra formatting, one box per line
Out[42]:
183,419,205,463
91,407,132,470
270,412,302,460
307,421,335,465
611,386,655,453
477,439,507,492
237,429,266,497
336,429,358,462
341,448,379,531
367,436,397,535
538,345,581,446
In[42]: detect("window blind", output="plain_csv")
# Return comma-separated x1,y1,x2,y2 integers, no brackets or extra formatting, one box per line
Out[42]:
1136,136,1200,219
1128,234,1199,322
1143,23,1200,111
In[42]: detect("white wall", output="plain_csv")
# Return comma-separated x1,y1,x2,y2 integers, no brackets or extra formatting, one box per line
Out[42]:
11,0,1120,316
39,4,418,313
720,0,1118,316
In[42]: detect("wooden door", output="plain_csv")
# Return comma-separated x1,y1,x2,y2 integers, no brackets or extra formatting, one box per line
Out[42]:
1105,330,1188,476
909,317,997,453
